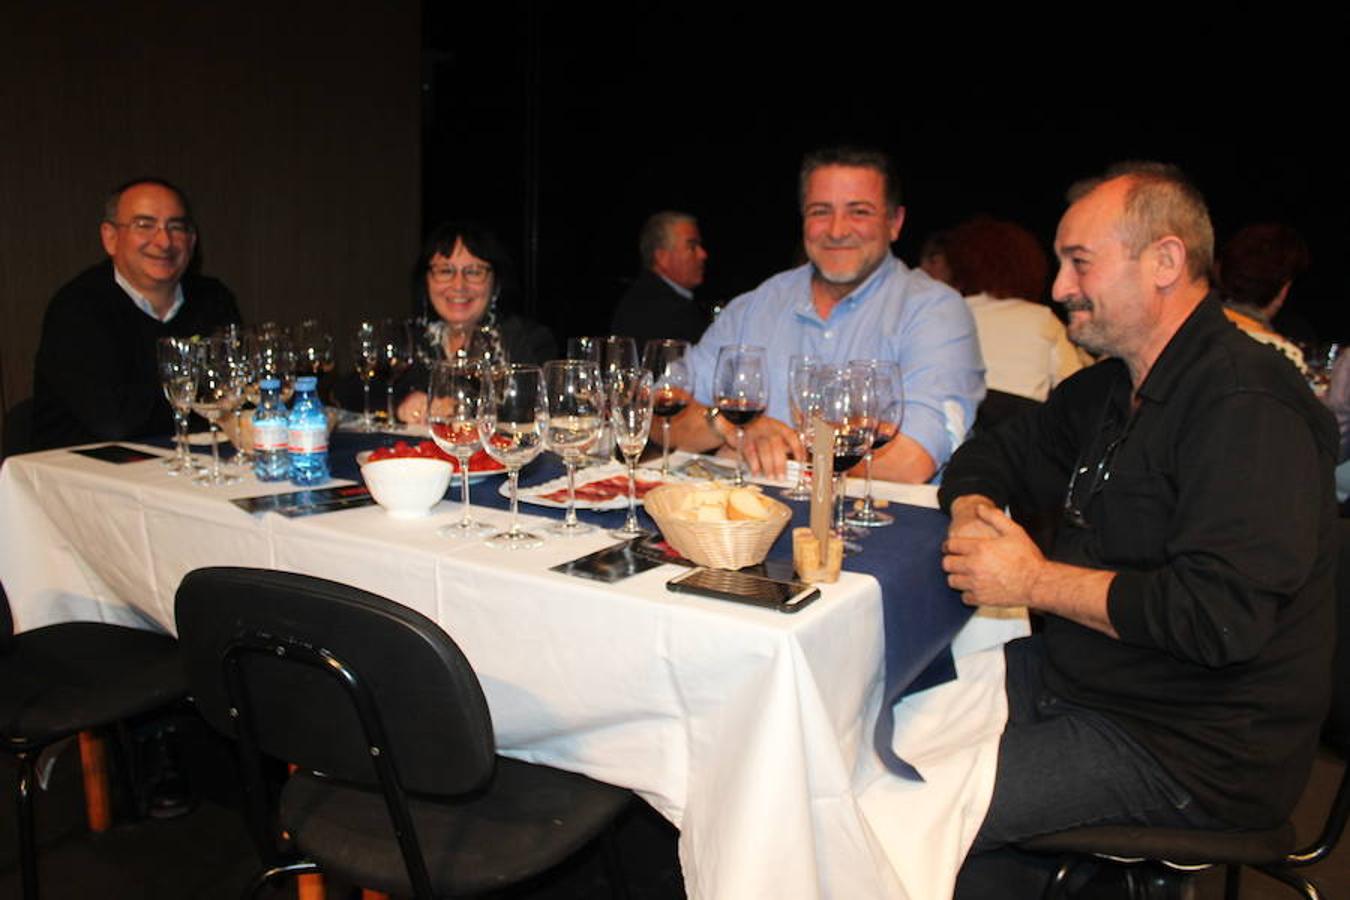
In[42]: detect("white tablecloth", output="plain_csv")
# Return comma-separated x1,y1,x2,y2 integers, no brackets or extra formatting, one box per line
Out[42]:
0,444,1027,899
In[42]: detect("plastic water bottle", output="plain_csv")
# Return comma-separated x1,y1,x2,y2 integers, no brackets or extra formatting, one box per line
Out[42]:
288,376,329,486
252,378,290,482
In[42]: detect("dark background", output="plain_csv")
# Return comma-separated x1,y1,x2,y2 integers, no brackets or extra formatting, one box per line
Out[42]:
424,3,1348,342
3,1,1345,447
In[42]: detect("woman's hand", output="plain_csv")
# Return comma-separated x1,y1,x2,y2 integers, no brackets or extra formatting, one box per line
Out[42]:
397,391,430,424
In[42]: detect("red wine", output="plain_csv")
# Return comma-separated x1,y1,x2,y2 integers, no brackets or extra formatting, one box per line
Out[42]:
871,433,892,451
654,399,687,418
717,398,764,426
832,451,865,473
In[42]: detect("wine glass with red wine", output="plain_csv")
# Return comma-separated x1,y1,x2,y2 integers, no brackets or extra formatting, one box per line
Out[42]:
642,339,692,476
845,360,902,528
713,344,768,486
818,365,875,554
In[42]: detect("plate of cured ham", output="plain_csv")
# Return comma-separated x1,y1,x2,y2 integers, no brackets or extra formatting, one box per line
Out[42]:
509,463,688,510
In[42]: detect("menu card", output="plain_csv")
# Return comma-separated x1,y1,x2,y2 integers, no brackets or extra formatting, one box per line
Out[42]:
232,484,374,517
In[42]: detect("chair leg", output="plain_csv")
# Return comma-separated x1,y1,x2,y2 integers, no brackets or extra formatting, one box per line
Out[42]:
77,730,113,832
243,859,321,900
1223,864,1242,900
1253,864,1324,900
15,750,39,900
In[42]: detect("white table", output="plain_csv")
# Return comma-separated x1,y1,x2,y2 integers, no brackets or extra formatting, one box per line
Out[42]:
0,444,1026,900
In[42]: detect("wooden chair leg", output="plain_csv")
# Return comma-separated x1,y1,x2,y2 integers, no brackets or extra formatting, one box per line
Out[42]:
297,873,326,899
78,731,112,832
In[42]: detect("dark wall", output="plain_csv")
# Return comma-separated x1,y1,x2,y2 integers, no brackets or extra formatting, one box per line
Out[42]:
1,2,421,445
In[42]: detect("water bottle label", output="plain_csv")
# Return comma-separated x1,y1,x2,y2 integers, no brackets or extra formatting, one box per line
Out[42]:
289,426,327,454
253,420,288,452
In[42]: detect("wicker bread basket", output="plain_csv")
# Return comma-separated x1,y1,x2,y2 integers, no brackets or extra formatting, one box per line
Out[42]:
643,482,792,569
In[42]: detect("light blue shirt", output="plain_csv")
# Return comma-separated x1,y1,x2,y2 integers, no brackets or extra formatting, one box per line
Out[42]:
688,254,985,471
113,266,185,323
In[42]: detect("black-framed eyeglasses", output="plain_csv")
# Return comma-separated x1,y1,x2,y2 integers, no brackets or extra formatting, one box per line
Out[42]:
1062,433,1125,529
427,263,492,285
108,216,195,239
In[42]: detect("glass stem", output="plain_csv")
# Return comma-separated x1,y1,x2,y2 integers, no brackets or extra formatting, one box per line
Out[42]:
362,382,371,425
833,472,846,534
507,468,521,535
176,410,190,465
735,426,746,485
209,423,223,480
794,430,810,493
564,459,579,528
661,418,671,476
625,457,639,532
458,453,474,527
862,451,875,516
385,384,395,423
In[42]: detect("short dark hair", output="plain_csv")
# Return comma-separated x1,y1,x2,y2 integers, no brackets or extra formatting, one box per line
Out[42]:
945,216,1049,301
1067,161,1213,280
103,177,193,224
1219,223,1310,309
798,146,902,212
414,220,521,316
638,211,697,269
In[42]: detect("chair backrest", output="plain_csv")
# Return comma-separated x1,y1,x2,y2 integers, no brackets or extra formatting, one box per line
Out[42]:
0,581,13,651
175,567,496,796
1327,518,1350,756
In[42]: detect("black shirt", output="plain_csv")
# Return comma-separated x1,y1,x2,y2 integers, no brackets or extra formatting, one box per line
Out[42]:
940,297,1338,828
31,260,242,450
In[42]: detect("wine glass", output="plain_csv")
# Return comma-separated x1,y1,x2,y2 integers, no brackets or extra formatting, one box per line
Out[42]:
295,321,335,377
642,339,691,476
713,344,768,486
609,367,654,539
224,339,256,467
781,354,825,500
818,365,875,554
566,335,600,363
190,336,243,486
845,360,903,528
156,337,199,475
543,360,604,537
379,318,415,425
351,321,383,431
428,360,494,538
478,365,548,550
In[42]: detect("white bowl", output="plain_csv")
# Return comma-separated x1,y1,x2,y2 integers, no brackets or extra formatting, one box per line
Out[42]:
360,456,453,518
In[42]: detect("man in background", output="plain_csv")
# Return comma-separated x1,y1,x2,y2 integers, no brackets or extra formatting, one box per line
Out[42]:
610,210,709,345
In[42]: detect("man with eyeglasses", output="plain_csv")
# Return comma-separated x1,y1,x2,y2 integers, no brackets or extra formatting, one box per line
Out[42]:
31,178,241,449
938,163,1337,897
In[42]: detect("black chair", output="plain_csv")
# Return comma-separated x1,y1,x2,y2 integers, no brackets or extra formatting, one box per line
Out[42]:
1020,521,1350,899
174,567,633,899
0,583,187,900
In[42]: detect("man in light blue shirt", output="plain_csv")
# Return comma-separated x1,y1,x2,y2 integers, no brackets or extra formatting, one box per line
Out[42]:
674,147,984,482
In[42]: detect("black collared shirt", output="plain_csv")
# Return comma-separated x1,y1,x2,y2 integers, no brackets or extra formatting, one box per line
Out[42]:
941,296,1338,828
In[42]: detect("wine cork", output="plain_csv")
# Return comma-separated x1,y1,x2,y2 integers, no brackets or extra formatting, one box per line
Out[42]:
793,527,843,583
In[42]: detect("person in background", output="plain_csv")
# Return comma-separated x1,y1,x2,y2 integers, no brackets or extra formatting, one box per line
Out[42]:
945,216,1086,403
944,163,1336,898
1218,222,1311,372
918,230,954,286
396,220,555,424
671,145,984,482
610,210,710,345
31,177,241,450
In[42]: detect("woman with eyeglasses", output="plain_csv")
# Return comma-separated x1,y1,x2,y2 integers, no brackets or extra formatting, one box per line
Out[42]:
395,220,556,424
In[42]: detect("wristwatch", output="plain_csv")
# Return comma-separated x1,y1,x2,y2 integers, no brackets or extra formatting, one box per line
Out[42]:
703,405,727,446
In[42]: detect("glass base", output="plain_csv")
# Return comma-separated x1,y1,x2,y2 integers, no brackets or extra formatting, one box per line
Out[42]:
549,520,596,537
486,529,544,550
438,519,495,538
845,507,894,528
779,482,812,501
609,524,651,540
193,468,241,486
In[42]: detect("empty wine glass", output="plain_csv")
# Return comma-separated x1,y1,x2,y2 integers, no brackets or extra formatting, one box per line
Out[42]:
643,339,691,476
478,365,548,549
351,321,383,431
380,318,416,425
428,359,494,537
295,321,335,377
190,336,242,486
543,360,604,536
781,354,825,500
156,337,199,475
846,360,903,528
713,344,768,486
609,367,654,539
818,365,875,554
